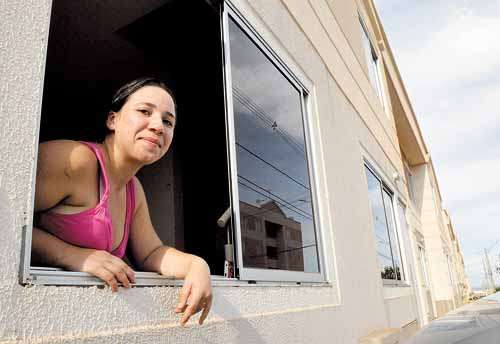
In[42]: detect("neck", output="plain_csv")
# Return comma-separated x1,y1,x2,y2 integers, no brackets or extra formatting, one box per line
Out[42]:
102,136,142,190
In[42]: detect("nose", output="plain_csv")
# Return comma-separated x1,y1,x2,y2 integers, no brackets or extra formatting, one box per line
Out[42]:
148,113,164,134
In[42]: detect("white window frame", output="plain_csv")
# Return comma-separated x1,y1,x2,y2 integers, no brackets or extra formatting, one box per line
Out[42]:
222,1,326,283
446,254,455,287
363,159,409,287
395,200,412,282
417,244,430,288
359,16,388,112
21,0,328,287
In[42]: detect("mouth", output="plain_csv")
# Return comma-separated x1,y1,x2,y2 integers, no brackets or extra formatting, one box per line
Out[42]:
140,137,161,148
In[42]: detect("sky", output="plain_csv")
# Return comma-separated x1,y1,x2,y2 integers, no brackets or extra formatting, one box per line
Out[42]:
373,0,500,289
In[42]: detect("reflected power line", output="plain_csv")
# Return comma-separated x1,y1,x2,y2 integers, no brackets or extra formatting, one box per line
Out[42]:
247,243,317,259
233,85,306,158
238,174,312,218
242,191,311,220
238,180,313,221
236,142,310,191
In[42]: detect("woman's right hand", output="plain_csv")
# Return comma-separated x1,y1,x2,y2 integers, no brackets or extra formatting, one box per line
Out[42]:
32,227,135,292
65,247,136,292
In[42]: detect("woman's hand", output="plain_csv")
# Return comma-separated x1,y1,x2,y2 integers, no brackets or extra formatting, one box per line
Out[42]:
174,257,213,326
66,247,136,292
32,227,135,292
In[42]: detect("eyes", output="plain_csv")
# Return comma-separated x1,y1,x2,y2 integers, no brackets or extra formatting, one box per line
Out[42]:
138,108,175,128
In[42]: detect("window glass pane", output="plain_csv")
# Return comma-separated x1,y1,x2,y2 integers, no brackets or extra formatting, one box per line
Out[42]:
383,190,403,280
360,21,384,103
396,202,409,281
447,256,455,286
228,18,319,273
365,167,394,279
419,246,429,287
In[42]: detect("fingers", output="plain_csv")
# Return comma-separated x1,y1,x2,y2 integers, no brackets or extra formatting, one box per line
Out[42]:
198,297,212,325
180,299,201,326
175,282,192,314
83,251,135,292
178,290,213,326
123,265,136,284
97,269,119,292
105,258,135,289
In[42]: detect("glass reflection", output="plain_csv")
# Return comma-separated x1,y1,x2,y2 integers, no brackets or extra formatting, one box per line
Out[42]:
365,168,394,279
397,202,409,281
229,18,319,273
383,190,403,280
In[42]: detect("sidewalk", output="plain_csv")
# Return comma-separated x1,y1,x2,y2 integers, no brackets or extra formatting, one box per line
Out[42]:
407,292,500,343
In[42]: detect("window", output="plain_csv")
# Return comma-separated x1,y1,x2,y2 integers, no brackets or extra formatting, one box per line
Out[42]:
25,0,232,285
265,221,281,239
266,246,278,260
418,245,430,287
360,17,386,108
224,9,323,282
246,217,257,232
446,255,455,287
23,0,325,285
365,164,405,282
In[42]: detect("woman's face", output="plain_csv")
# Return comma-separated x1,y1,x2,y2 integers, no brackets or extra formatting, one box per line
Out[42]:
107,85,176,165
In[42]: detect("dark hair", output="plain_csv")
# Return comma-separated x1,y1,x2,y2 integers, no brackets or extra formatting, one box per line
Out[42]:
110,76,176,113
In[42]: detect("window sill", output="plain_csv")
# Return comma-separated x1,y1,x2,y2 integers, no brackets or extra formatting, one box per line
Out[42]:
382,279,411,288
27,267,331,288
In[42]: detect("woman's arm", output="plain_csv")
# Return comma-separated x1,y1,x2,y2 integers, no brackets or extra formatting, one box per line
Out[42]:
33,141,135,291
129,178,212,325
32,226,136,291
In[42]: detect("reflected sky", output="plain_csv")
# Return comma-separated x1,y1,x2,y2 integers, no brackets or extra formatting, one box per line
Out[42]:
228,18,319,273
383,190,403,280
365,167,402,280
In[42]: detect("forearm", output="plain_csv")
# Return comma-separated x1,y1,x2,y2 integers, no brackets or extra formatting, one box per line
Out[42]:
32,226,81,270
143,246,209,279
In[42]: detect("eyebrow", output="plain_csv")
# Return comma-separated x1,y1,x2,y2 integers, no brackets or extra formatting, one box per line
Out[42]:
136,102,176,119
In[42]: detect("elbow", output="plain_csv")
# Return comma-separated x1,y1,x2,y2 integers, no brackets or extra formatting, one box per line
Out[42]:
141,245,166,272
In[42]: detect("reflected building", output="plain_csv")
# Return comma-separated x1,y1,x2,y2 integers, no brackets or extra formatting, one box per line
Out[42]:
240,200,304,271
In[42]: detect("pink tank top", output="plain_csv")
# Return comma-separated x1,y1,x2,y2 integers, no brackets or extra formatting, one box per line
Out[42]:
38,142,135,258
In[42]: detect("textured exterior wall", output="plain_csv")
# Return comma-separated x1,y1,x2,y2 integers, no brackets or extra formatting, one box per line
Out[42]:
419,165,456,314
325,0,366,69
0,0,449,342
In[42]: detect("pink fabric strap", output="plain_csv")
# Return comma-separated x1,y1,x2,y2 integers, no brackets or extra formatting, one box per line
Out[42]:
38,141,135,258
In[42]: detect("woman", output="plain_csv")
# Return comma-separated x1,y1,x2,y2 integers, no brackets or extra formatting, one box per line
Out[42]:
32,77,212,326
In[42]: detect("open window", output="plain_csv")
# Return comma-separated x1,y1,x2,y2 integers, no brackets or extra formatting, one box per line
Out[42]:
364,163,406,284
222,6,324,283
24,0,326,286
27,0,232,284
359,16,387,111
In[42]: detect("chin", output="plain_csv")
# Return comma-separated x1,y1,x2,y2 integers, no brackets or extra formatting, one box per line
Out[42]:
132,150,160,165
141,154,161,165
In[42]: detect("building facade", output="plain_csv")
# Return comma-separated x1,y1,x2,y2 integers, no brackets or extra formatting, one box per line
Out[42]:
0,0,469,343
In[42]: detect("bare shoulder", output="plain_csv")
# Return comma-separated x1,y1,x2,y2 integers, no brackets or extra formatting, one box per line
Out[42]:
35,140,98,211
38,140,97,178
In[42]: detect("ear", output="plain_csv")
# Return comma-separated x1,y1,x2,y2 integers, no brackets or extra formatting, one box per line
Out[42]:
106,111,117,131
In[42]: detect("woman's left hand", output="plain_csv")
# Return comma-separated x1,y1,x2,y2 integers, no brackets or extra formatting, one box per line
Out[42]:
174,256,213,326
